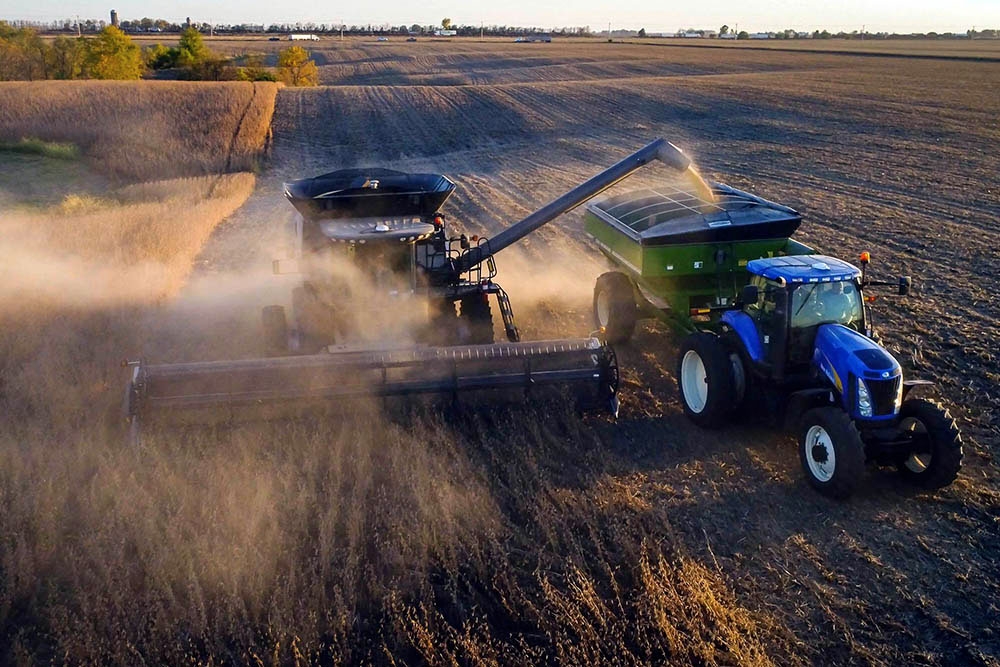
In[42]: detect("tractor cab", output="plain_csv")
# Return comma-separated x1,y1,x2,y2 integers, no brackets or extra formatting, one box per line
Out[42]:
736,255,866,377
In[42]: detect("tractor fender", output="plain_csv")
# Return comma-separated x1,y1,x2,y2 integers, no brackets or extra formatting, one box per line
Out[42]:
903,379,935,400
783,388,839,432
720,310,764,362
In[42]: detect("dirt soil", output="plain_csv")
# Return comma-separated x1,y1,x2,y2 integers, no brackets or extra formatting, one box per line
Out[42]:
164,41,1000,665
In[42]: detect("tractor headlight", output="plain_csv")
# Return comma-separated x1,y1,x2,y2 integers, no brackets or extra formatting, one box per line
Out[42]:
894,376,903,413
857,378,873,418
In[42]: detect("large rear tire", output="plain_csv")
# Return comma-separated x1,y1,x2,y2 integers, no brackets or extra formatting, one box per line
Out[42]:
261,305,288,356
799,407,866,499
594,272,637,344
676,332,736,428
459,294,495,344
895,399,963,489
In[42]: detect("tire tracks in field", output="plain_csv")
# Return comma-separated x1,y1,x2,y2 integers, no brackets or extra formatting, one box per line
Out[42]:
207,82,259,198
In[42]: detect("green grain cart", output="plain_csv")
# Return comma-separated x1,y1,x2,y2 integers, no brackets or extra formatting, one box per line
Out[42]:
585,182,814,340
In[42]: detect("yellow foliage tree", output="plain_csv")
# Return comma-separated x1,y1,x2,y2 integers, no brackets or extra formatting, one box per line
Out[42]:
84,26,143,80
277,45,319,87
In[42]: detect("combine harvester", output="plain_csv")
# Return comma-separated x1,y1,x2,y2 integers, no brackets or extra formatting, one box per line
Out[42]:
585,179,963,497
124,139,698,441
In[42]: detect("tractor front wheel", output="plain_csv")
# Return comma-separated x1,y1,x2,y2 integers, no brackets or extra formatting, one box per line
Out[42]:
799,407,866,499
594,272,637,344
896,399,963,489
677,332,736,428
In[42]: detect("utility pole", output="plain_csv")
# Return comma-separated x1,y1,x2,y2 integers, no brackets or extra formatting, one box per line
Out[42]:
76,15,81,36
608,21,611,38
480,21,484,41
340,20,344,41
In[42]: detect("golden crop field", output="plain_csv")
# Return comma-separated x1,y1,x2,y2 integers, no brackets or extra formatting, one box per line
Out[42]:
0,80,278,180
0,40,998,664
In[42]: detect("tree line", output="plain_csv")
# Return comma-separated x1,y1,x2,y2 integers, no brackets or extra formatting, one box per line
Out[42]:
0,22,318,85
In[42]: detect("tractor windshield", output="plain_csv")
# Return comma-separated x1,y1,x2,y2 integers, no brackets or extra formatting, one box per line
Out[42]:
790,280,863,332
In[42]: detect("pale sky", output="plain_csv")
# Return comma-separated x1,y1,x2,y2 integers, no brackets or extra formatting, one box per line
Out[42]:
2,0,997,33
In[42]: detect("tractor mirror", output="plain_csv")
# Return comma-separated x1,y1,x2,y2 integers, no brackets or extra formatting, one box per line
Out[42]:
460,234,470,250
739,284,759,306
899,276,912,296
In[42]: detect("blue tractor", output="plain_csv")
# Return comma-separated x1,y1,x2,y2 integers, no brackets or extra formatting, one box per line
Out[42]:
676,254,963,498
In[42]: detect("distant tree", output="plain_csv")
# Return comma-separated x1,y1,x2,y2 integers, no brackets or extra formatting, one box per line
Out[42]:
176,26,209,67
83,26,142,79
0,23,50,80
238,53,276,81
410,23,422,34
48,36,85,79
720,24,729,35
277,45,318,86
737,30,749,40
441,18,452,30
638,28,646,37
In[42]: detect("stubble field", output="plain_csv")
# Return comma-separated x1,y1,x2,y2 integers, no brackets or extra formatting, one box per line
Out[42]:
1,40,998,665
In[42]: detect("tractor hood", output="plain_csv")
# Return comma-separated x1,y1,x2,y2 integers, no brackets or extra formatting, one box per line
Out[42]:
813,324,901,419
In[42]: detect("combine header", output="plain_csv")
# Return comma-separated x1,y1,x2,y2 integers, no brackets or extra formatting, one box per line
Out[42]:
125,138,697,438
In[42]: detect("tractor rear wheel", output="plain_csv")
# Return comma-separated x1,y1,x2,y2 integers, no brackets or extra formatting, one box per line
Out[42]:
895,399,963,489
459,294,495,344
799,407,866,499
261,305,288,356
594,272,637,343
677,332,736,428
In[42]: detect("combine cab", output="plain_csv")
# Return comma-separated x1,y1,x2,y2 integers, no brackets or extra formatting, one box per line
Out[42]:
125,139,699,440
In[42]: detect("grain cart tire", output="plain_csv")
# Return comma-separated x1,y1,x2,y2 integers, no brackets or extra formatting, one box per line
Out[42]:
459,294,495,344
895,399,963,489
799,407,865,499
262,305,289,356
677,332,736,428
594,272,637,344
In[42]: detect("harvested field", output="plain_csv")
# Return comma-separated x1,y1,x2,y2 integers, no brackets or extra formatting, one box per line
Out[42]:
1,41,999,665
0,80,278,181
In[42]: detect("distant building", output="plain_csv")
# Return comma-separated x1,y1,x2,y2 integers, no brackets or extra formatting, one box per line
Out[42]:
750,32,772,39
110,9,118,27
527,33,552,42
434,29,457,36
289,33,320,41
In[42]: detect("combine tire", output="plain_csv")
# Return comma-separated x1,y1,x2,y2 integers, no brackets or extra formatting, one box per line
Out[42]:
896,399,963,489
594,272,637,343
459,294,495,344
677,332,736,428
261,305,288,356
799,407,865,499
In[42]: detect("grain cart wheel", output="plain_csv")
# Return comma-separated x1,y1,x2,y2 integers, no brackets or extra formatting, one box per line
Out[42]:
594,272,637,344
261,305,289,356
895,399,963,489
677,332,736,428
459,294,495,344
799,407,866,499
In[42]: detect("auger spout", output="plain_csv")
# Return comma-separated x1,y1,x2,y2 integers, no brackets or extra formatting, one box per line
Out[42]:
449,138,691,275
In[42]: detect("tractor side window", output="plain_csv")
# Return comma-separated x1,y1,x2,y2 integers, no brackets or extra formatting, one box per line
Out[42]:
752,279,784,357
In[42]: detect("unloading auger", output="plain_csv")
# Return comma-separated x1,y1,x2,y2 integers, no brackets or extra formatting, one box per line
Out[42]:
123,138,696,440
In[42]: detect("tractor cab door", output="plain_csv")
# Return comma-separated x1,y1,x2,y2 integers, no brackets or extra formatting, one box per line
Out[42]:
743,276,788,376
